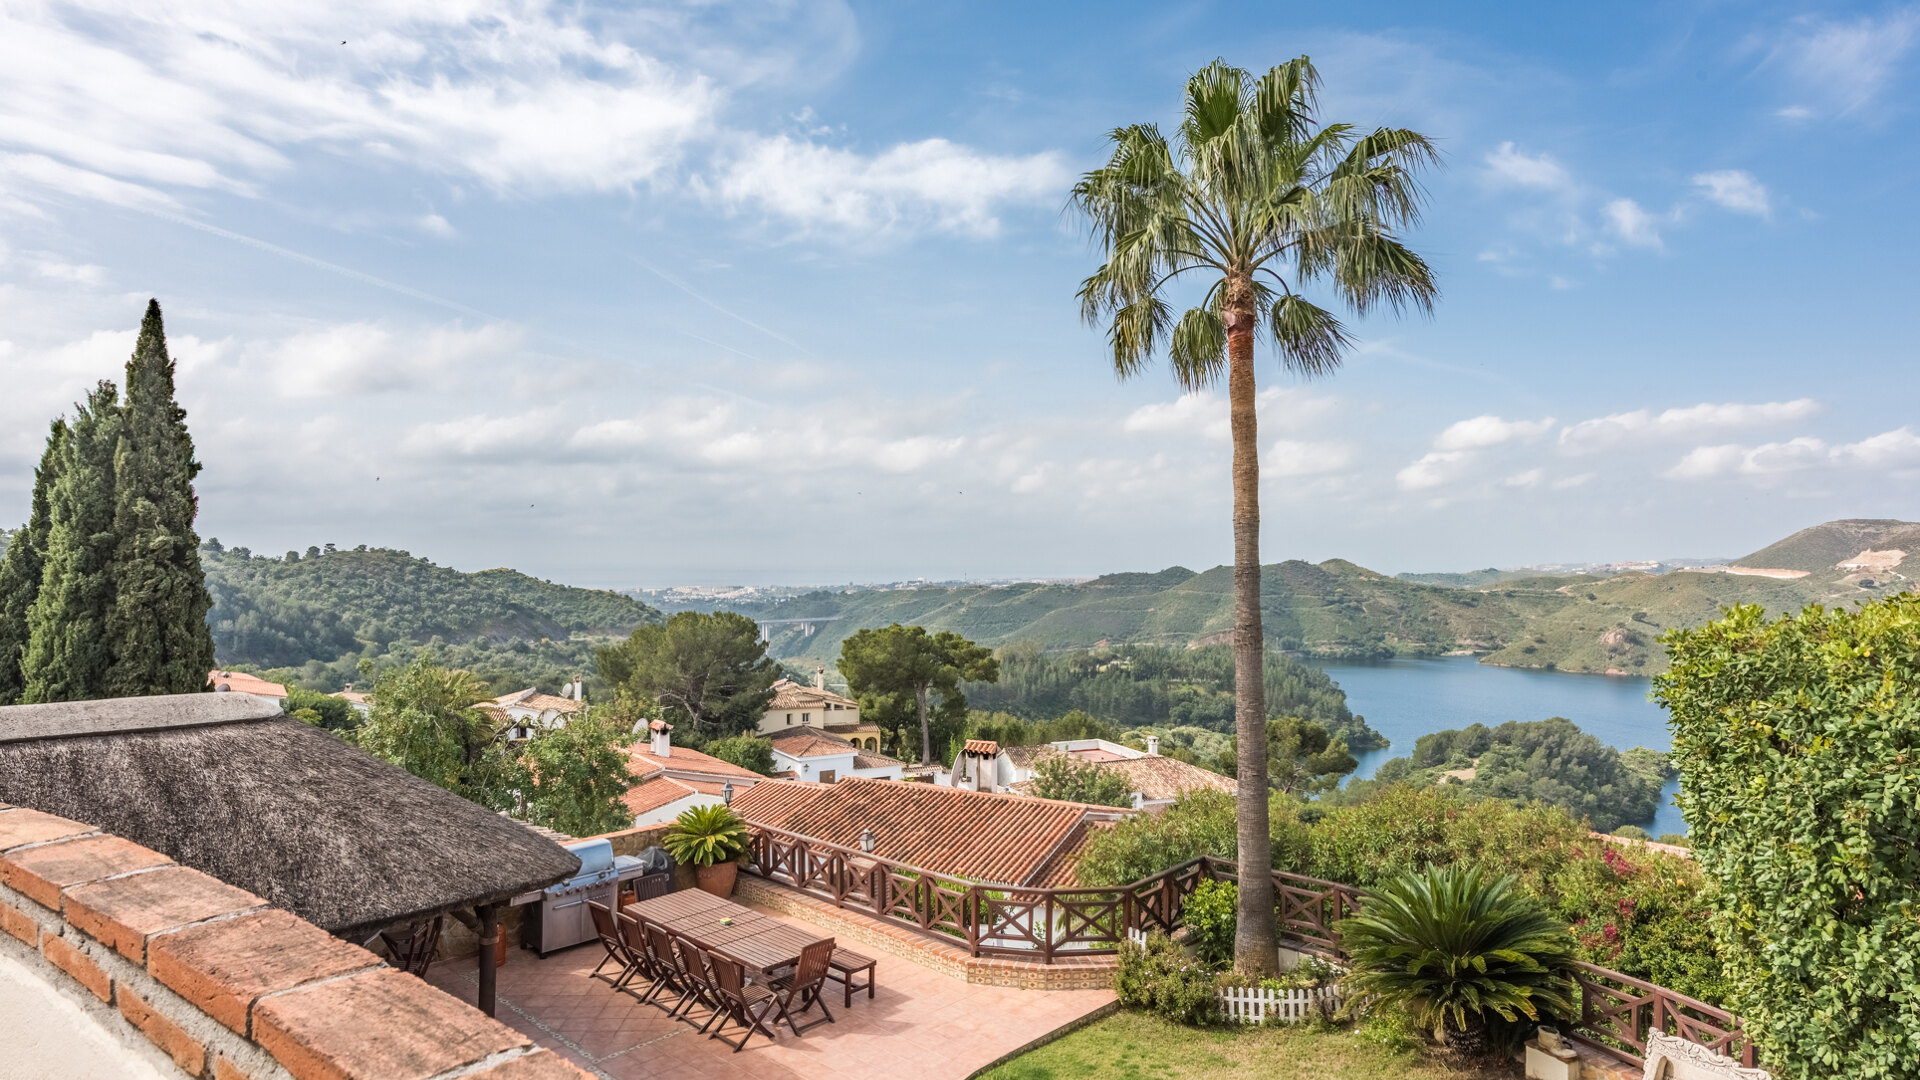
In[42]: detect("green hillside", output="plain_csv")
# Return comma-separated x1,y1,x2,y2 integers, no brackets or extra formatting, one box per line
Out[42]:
699,558,1572,663
1733,518,1920,574
203,543,662,692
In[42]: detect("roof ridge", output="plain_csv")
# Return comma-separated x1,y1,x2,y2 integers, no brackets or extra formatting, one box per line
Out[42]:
0,693,286,743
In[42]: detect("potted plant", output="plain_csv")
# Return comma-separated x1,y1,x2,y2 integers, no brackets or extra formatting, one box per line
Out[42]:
663,804,750,897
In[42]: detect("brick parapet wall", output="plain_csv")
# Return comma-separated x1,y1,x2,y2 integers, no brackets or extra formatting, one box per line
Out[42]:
735,876,1117,991
0,803,592,1080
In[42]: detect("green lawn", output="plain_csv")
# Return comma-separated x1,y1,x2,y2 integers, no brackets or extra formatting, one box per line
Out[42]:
981,1010,1510,1080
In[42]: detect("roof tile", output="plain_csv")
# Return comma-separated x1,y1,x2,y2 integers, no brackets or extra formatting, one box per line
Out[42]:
0,833,172,909
253,967,529,1080
148,908,381,1035
64,865,266,963
732,777,1110,886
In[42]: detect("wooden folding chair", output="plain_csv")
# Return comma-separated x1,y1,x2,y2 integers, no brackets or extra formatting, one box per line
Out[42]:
379,916,442,978
705,952,780,1052
674,937,724,1028
769,938,836,1036
587,902,641,988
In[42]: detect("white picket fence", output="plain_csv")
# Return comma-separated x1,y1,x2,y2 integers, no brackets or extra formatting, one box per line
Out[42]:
1216,983,1340,1024
1124,927,1342,1024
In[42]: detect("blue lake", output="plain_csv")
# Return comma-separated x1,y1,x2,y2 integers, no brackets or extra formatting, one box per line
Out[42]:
1315,655,1686,837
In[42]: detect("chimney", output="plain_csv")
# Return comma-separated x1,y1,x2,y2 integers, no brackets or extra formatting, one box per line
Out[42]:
813,666,826,691
1146,734,1160,756
649,719,673,758
571,675,584,702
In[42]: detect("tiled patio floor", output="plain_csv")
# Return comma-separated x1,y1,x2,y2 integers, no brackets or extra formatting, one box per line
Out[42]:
426,905,1115,1080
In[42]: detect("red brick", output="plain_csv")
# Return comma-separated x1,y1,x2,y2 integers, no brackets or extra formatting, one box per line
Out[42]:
66,865,264,963
0,807,95,851
213,1057,257,1080
253,968,527,1080
43,932,112,1002
0,834,171,909
465,1050,597,1079
0,897,40,946
148,909,380,1035
118,983,208,1076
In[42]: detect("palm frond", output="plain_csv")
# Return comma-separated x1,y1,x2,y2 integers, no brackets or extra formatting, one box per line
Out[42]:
1168,304,1227,391
1105,295,1173,381
1267,293,1351,377
1334,230,1438,317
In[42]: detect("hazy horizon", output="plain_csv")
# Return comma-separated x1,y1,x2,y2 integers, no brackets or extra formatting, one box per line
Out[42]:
5,2,1916,588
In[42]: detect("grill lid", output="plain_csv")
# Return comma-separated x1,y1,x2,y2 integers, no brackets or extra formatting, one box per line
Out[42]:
562,837,614,878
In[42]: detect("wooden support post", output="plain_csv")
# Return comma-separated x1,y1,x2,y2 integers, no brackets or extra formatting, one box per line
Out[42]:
477,903,499,1018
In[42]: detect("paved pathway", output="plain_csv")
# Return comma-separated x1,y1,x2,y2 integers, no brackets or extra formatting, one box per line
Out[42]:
428,904,1114,1080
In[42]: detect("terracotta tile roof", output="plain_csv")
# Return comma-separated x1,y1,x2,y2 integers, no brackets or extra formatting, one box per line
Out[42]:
1084,755,1236,801
727,779,827,823
767,728,860,759
622,775,732,817
330,691,370,705
206,670,286,698
731,776,1118,886
1068,748,1126,763
852,751,905,770
768,678,860,711
624,742,763,782
1001,744,1048,768
1007,749,1235,803
491,689,582,714
962,739,999,757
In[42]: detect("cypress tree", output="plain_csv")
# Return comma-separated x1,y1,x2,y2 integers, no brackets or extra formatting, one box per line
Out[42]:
21,382,124,703
0,420,66,704
105,299,215,695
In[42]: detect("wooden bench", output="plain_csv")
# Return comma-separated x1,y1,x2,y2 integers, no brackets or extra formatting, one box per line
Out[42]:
825,947,876,1007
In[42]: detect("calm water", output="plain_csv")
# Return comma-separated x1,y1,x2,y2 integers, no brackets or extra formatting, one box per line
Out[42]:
1316,656,1685,837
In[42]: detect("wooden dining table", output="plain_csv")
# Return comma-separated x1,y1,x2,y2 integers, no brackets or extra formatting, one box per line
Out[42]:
624,888,829,978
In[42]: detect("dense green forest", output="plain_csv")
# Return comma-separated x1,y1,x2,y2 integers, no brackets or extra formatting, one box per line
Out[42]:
202,542,661,694
961,641,1386,752
1341,716,1674,832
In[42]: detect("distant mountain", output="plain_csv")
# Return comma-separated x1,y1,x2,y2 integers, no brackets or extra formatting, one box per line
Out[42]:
1731,518,1920,576
203,544,661,692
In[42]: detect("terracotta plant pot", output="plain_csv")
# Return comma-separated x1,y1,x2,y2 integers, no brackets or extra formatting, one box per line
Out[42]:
696,861,740,898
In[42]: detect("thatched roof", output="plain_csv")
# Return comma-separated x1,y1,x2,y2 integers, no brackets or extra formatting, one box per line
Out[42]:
0,693,579,937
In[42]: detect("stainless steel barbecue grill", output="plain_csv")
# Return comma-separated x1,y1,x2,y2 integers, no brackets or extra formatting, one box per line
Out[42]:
519,838,672,957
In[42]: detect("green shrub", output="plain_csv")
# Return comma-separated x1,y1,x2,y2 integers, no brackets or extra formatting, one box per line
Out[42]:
661,804,749,868
704,734,775,775
1336,864,1577,1058
1114,931,1218,1025
1610,825,1650,841
1182,879,1237,968
1657,595,1920,1079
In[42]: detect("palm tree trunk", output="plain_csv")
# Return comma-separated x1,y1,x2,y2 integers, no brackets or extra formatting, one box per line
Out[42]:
1225,282,1277,975
916,683,931,764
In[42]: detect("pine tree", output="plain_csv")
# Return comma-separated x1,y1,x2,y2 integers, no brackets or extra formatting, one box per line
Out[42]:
0,420,66,704
105,300,215,696
21,383,124,703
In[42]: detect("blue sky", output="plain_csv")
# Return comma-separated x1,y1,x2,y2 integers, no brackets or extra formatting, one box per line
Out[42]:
2,1,1916,586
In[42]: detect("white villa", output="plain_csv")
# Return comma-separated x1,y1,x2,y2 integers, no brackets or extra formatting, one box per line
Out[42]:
621,720,766,827
759,669,886,752
948,735,1236,812
484,677,587,739
766,727,905,784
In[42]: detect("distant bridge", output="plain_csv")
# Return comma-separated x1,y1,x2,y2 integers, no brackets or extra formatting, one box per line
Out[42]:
755,617,840,642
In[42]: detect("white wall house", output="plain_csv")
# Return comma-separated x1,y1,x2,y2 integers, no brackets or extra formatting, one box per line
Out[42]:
767,727,905,784
759,670,886,752
622,719,765,826
951,735,1233,811
488,679,586,739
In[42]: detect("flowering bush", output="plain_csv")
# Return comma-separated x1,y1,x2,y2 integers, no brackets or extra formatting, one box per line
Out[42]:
1114,931,1219,1024
1182,879,1237,968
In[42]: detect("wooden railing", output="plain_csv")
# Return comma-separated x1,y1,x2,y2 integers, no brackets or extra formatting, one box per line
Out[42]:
744,825,1750,1066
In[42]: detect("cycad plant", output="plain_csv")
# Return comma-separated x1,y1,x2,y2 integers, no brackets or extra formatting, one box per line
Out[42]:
1074,57,1438,973
662,804,750,868
1335,864,1576,1058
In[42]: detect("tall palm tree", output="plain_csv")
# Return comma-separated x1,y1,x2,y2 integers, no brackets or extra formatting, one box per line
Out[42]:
1073,57,1438,973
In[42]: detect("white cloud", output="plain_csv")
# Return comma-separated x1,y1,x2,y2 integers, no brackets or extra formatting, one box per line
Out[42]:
1551,472,1595,490
1122,388,1337,442
1265,440,1353,478
1484,142,1573,191
30,257,105,285
1560,399,1821,453
416,213,456,238
1604,198,1663,249
1692,170,1771,217
1775,105,1815,120
1433,414,1555,451
258,322,526,398
708,135,1067,237
1767,10,1920,115
1396,450,1471,491
1503,467,1544,488
1665,427,1920,480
